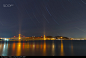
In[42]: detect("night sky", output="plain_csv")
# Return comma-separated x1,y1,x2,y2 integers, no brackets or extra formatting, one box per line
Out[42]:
0,0,86,38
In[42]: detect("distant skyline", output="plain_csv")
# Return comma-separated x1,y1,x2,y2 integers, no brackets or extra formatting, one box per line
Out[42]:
0,0,86,38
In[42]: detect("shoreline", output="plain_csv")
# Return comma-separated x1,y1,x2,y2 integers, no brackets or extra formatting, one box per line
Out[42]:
0,39,85,41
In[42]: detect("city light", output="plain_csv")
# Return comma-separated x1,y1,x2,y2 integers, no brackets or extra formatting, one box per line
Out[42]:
61,37,63,39
0,34,83,41
14,36,15,37
5,38,6,40
4,38,9,41
44,35,46,40
19,34,21,40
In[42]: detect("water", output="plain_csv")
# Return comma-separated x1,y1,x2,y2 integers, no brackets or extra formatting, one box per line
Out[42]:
0,40,86,56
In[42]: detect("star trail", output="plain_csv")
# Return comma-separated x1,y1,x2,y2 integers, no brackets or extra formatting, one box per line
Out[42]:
0,0,86,38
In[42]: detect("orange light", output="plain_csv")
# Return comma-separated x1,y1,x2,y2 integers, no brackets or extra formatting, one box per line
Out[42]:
61,37,63,39
23,42,24,49
14,36,15,37
41,36,42,37
44,35,46,40
19,34,21,39
16,41,21,56
23,36,25,37
60,40,64,56
12,42,15,55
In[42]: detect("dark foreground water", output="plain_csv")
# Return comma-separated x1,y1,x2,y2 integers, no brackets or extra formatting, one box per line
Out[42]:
0,40,86,56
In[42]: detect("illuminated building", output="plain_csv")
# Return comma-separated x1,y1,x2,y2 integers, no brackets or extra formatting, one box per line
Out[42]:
44,35,46,40
19,34,21,40
56,36,70,40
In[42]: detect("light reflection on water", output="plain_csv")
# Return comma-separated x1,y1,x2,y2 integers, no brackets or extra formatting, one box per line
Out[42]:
71,41,73,56
16,41,21,56
60,40,64,56
2,42,8,56
12,42,15,56
43,41,46,56
52,41,55,56
0,40,86,56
